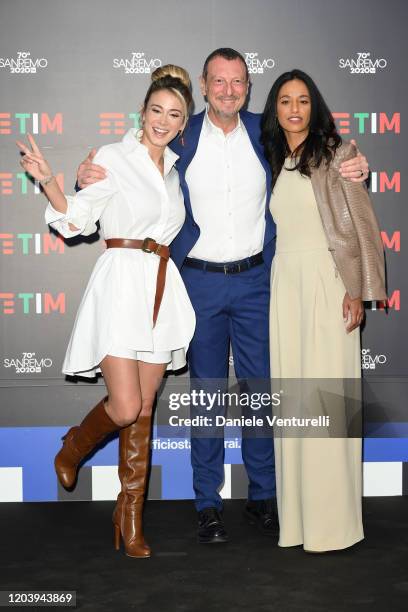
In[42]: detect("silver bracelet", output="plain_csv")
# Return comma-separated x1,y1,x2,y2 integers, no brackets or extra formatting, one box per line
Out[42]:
39,174,54,186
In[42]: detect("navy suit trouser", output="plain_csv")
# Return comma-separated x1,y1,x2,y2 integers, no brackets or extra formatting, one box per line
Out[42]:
181,261,276,512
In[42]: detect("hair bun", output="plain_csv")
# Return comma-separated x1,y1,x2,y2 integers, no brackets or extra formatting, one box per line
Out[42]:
151,64,191,89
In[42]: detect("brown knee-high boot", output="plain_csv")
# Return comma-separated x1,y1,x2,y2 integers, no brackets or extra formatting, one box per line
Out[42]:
55,397,120,489
112,414,152,558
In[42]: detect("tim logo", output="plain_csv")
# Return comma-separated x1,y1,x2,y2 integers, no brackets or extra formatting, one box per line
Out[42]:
381,231,400,252
375,290,400,311
98,112,140,135
113,52,162,74
0,173,64,196
361,348,387,370
244,52,275,74
0,293,65,315
3,352,53,374
0,51,48,74
332,112,399,135
339,52,387,74
370,172,400,193
0,233,64,255
0,113,63,135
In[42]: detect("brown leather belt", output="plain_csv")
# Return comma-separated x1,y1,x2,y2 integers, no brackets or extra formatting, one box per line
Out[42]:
105,238,170,327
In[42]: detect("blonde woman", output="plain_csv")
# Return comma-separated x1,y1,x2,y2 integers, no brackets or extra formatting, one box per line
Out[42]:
16,65,195,558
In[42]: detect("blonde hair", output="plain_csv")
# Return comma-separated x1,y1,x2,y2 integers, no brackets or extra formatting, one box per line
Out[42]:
143,64,193,126
151,64,191,89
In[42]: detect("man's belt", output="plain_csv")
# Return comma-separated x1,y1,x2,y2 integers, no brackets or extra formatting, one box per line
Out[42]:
105,238,170,327
184,252,264,274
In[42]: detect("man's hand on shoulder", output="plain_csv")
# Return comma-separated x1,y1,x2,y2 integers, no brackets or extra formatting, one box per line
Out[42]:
77,148,107,189
339,139,369,183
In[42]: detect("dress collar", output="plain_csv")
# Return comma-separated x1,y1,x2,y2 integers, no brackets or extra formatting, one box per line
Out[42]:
122,128,179,177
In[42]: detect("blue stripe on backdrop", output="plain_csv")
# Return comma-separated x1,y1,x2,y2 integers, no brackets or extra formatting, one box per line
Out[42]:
0,428,63,501
364,438,408,462
1,428,407,501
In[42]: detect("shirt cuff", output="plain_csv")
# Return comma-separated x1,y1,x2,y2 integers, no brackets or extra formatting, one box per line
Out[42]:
45,197,87,238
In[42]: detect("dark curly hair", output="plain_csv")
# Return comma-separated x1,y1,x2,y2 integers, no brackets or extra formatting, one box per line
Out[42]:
261,69,341,188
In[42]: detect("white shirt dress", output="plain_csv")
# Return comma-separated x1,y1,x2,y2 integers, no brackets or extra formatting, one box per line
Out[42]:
45,129,196,377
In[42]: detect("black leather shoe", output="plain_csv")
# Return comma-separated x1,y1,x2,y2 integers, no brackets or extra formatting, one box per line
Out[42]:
244,498,278,536
198,507,228,544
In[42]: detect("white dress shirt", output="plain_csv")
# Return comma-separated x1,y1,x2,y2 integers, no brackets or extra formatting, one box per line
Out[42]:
186,110,267,263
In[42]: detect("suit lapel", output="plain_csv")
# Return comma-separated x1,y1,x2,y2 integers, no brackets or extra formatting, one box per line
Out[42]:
175,111,205,178
240,110,274,244
172,111,205,219
240,111,271,181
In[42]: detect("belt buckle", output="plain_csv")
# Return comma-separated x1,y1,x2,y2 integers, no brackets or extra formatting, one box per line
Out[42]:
142,237,155,253
223,262,242,274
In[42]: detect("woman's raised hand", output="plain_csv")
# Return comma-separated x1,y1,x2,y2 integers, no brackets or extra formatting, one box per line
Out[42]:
16,133,53,182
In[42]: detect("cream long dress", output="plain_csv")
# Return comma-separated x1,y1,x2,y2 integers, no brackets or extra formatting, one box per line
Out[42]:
270,160,364,552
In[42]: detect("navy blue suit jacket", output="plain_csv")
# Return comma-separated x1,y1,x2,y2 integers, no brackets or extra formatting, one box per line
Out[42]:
169,109,276,270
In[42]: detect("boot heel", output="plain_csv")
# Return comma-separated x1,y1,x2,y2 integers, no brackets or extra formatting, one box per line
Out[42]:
114,523,121,551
